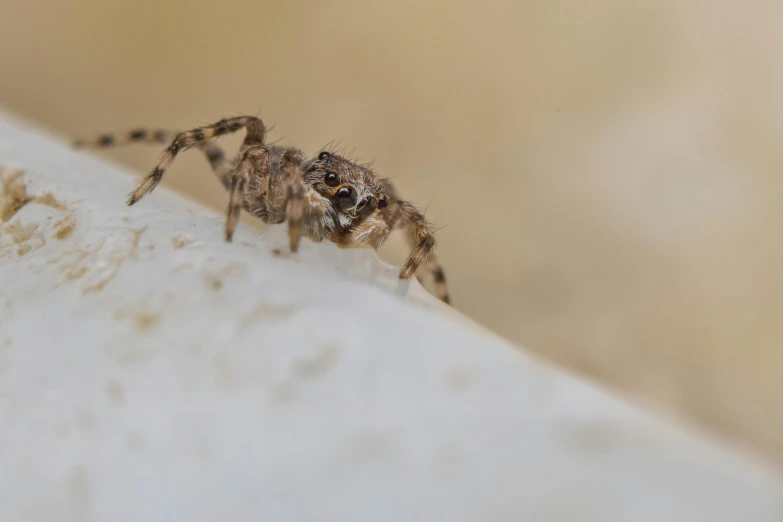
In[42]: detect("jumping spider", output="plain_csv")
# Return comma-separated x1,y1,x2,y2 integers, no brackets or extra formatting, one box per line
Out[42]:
73,116,450,303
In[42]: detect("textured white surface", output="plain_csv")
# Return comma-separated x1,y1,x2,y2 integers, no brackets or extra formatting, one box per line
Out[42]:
0,111,781,522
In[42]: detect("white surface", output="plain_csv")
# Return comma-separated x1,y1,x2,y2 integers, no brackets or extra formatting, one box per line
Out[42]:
0,111,781,522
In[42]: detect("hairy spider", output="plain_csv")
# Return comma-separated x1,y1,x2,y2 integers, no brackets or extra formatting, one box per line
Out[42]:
73,116,450,304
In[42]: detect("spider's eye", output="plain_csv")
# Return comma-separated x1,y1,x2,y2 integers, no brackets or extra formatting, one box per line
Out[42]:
377,194,389,209
318,151,330,161
335,186,357,209
324,171,339,187
357,196,377,217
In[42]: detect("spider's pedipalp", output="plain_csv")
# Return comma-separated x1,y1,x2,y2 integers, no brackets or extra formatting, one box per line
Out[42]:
337,215,391,250
127,116,266,205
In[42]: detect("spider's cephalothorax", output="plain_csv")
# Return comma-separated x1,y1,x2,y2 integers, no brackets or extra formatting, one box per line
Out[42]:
73,116,450,303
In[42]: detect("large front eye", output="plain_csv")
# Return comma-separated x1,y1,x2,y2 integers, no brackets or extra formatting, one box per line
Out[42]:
324,171,339,187
335,186,357,209
318,151,330,161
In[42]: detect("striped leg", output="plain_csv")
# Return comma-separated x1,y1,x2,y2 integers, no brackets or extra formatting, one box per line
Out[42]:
225,154,252,242
72,128,237,189
123,116,266,205
396,201,450,304
279,148,308,253
73,128,173,149
419,260,450,304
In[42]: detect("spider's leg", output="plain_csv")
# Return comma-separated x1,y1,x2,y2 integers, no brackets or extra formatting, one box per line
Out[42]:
72,128,173,149
419,259,450,305
224,155,252,242
225,175,246,242
196,142,239,190
393,200,450,304
73,128,237,190
127,116,266,205
278,148,308,253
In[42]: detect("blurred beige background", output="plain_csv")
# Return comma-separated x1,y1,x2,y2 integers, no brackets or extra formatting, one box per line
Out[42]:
2,1,782,464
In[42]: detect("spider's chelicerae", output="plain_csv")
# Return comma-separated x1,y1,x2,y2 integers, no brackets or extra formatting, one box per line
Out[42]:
73,116,450,304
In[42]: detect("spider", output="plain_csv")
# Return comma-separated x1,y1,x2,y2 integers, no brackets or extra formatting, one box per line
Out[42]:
73,116,450,304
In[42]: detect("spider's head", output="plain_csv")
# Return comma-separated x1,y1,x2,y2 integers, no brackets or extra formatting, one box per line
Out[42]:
305,151,390,219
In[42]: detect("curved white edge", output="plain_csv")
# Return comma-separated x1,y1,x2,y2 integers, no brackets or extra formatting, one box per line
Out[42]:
0,110,781,522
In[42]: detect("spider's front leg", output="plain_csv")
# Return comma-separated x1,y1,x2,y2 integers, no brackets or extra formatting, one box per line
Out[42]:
224,151,254,242
278,148,330,253
395,201,451,304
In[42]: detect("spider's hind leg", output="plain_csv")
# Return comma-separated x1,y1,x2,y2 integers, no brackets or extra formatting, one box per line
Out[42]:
72,128,238,190
126,116,266,205
72,128,173,149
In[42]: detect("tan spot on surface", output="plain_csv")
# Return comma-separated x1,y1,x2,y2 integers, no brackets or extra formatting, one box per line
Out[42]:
115,308,161,333
270,247,296,260
134,313,160,332
55,224,74,240
0,169,33,223
294,345,340,379
35,192,67,210
203,263,247,291
54,238,103,286
171,233,195,249
106,380,126,406
204,274,223,291
65,266,88,280
2,338,11,348
128,226,147,258
83,277,112,295
5,220,38,244
54,214,76,240
1,220,45,257
67,466,90,513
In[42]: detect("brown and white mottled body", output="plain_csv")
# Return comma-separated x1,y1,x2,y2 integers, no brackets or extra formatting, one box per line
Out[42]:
73,116,450,303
